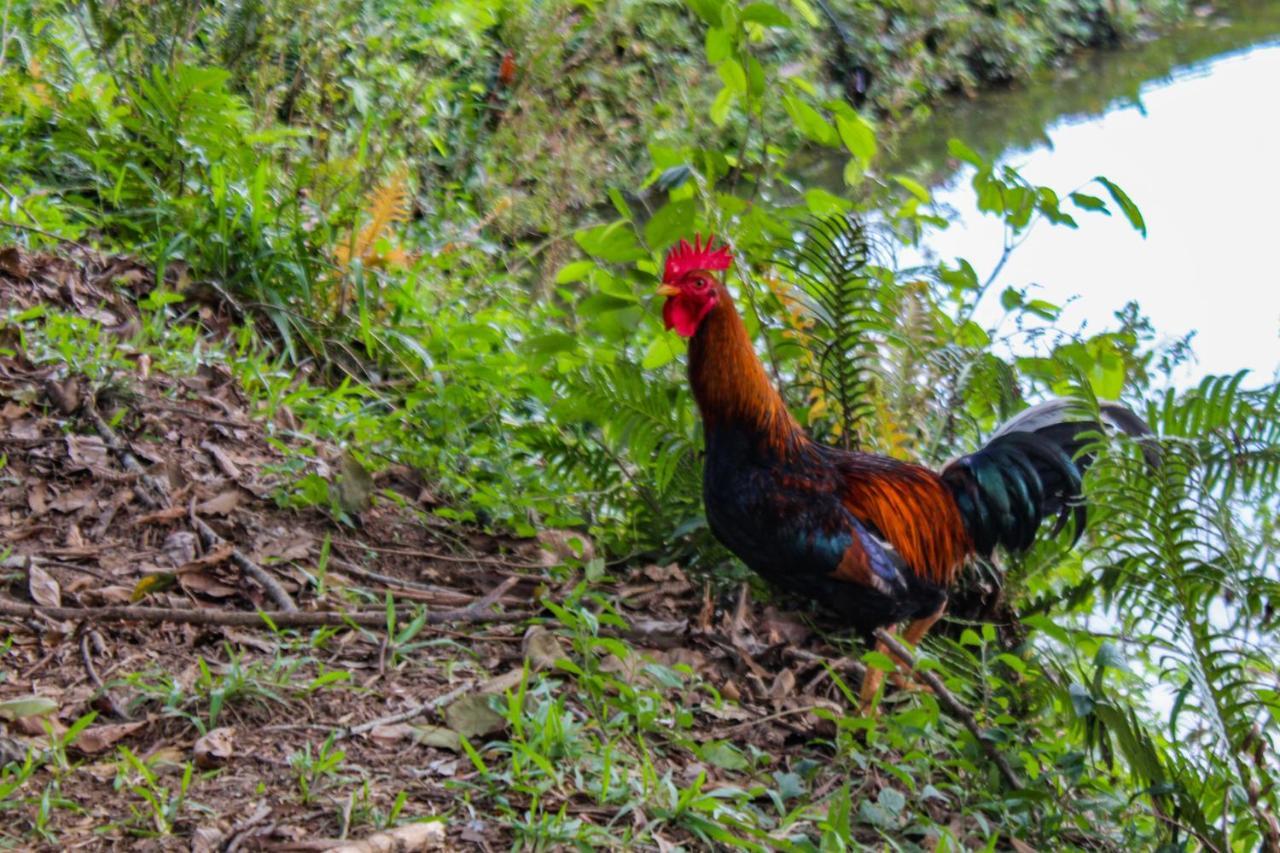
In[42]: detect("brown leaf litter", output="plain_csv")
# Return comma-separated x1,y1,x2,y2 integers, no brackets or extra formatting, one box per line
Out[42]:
0,246,930,850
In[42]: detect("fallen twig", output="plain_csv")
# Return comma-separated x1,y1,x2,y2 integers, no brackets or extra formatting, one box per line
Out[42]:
465,575,520,614
873,628,1023,791
79,629,129,720
338,681,473,740
80,398,166,508
0,599,533,629
189,502,297,612
329,556,522,608
332,536,545,571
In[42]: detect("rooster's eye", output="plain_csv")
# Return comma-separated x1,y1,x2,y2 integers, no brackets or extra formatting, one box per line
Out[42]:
695,278,708,289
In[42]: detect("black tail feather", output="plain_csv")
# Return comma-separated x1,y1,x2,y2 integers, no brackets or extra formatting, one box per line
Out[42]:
942,399,1152,557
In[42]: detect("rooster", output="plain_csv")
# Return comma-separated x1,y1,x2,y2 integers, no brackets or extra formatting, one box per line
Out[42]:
658,234,1151,705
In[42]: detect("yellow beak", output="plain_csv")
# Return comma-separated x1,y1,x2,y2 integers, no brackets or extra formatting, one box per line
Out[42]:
657,284,681,297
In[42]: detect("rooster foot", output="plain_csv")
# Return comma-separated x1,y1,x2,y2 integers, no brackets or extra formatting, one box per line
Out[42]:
889,671,933,694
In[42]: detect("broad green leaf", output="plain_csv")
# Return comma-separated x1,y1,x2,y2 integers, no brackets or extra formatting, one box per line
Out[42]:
947,138,984,167
788,0,820,26
644,199,696,249
717,59,746,95
802,188,851,216
741,2,791,27
782,96,836,146
710,86,735,127
862,650,896,672
642,334,680,368
1025,299,1060,321
745,55,766,98
1095,177,1146,236
685,0,722,25
705,27,732,64
524,333,578,356
574,221,645,263
700,740,749,770
555,260,595,284
878,787,906,815
1069,191,1109,213
835,113,876,161
893,174,930,202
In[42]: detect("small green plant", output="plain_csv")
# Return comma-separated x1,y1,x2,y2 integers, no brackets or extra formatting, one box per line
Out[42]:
289,732,348,806
109,747,195,837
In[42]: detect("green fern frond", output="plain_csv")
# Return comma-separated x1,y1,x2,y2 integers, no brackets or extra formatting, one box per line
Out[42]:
773,214,890,449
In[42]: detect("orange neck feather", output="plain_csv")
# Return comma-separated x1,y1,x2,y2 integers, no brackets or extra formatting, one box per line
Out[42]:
687,288,801,453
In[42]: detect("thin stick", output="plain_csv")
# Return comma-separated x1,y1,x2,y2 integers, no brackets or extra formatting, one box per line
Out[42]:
331,537,544,571
873,628,1023,791
464,576,519,613
79,630,129,720
338,682,473,740
81,400,166,508
329,556,490,598
189,506,297,613
0,599,532,629
714,705,825,735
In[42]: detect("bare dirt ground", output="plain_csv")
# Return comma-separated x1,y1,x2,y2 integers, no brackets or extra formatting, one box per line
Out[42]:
0,248,903,851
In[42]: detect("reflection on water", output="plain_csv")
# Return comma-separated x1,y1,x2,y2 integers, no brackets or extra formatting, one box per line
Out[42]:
861,2,1280,384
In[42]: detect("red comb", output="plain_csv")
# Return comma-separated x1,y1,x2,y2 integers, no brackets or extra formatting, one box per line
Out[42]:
663,234,733,283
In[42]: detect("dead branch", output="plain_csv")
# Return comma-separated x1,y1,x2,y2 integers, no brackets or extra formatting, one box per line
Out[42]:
873,628,1023,791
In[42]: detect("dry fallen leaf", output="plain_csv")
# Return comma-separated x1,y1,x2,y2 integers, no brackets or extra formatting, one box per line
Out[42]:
367,723,414,746
176,543,235,572
521,625,564,671
769,668,797,710
135,505,187,525
0,246,29,278
178,571,238,598
0,694,59,722
162,530,199,566
642,563,688,584
48,489,94,513
26,482,48,516
196,489,242,516
327,821,446,852
536,528,595,566
190,826,225,853
411,725,463,752
193,726,235,768
27,562,61,608
75,720,147,755
65,434,110,469
443,693,507,739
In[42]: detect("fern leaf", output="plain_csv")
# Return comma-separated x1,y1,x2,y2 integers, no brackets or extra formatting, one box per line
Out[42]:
772,214,889,449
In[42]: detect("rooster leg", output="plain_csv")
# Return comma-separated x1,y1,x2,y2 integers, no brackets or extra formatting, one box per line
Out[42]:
888,604,946,691
859,604,948,707
858,628,897,708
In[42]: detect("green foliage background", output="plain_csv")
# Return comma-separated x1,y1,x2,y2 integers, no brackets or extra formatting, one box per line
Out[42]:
1,0,1277,849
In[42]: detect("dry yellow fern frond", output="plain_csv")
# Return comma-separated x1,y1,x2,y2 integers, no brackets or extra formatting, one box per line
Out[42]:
334,169,412,272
